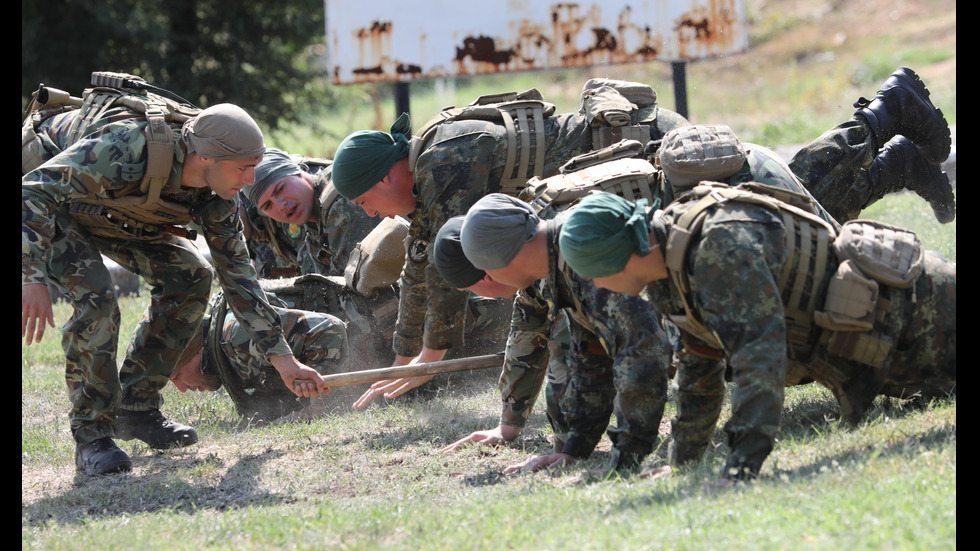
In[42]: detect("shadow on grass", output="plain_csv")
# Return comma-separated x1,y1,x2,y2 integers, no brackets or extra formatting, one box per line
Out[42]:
22,447,287,527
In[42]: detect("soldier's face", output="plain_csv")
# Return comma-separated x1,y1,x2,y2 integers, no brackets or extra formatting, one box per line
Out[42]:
206,155,263,200
464,274,519,298
591,269,646,295
485,265,539,291
257,173,315,224
170,349,222,392
352,175,416,219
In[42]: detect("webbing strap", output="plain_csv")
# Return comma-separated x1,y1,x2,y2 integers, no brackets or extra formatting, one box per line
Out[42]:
140,107,175,204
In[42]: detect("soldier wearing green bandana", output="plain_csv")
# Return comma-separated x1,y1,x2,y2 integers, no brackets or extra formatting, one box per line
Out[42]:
558,191,956,483
329,85,691,408
451,194,673,477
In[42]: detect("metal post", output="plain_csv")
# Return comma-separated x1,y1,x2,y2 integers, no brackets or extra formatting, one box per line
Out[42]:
671,61,689,121
394,82,411,120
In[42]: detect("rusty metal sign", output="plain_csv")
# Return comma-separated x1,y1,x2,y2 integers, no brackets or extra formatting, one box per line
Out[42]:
326,0,747,85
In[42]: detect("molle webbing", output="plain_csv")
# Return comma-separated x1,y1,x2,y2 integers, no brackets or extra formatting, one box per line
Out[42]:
406,89,555,196
663,184,836,355
518,156,659,215
498,100,547,196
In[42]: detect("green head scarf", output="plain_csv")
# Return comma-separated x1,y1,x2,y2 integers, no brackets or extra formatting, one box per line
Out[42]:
559,193,654,278
245,148,303,207
333,112,412,200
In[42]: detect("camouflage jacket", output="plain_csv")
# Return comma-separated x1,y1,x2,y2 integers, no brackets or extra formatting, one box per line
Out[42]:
396,113,594,356
300,165,382,276
22,109,293,358
502,208,671,470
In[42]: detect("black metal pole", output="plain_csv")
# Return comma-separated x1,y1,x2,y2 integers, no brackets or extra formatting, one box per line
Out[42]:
394,82,411,120
671,61,689,121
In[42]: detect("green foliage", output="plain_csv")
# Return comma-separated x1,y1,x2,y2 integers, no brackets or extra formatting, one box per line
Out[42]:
22,0,332,129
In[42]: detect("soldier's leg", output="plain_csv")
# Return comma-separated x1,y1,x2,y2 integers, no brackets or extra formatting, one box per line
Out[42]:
791,67,953,224
722,358,786,481
545,315,572,453
788,119,877,223
668,350,727,467
99,235,212,448
46,215,122,446
45,214,133,475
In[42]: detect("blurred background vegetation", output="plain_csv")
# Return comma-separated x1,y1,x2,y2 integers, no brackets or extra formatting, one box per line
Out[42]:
22,0,955,156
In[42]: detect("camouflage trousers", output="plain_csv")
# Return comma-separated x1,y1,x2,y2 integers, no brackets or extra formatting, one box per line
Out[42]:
46,212,212,445
789,117,877,223
218,298,349,389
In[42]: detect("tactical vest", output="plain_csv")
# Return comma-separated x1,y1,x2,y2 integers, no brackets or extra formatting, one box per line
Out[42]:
407,79,658,197
23,71,203,240
407,88,556,197
658,182,923,374
517,141,664,216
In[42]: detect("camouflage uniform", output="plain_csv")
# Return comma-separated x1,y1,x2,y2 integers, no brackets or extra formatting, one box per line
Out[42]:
239,197,308,278
789,117,889,223
200,289,348,420
399,108,687,357
239,161,381,278
644,194,956,479
22,107,293,445
501,208,671,471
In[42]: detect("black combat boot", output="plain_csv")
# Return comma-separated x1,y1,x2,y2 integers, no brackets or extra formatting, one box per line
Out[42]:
854,67,951,165
114,409,199,449
75,436,133,476
870,136,955,223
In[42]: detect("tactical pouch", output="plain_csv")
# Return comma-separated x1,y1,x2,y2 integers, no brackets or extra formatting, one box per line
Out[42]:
814,260,879,332
517,157,660,215
580,79,656,150
833,220,924,288
344,216,410,296
657,125,747,194
21,124,44,175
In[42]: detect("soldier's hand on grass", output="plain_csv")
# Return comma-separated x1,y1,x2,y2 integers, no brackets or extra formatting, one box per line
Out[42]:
502,452,577,475
269,354,327,398
22,283,55,346
351,374,435,409
440,424,521,453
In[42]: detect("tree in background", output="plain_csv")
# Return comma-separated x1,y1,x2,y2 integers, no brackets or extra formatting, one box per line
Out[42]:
22,0,335,130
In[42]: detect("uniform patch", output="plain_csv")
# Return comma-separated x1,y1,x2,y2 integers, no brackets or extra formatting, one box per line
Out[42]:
408,238,428,263
287,224,302,239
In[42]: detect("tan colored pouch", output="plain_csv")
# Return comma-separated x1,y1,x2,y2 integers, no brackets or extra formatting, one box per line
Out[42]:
814,260,879,332
344,216,410,296
657,124,746,193
834,220,924,288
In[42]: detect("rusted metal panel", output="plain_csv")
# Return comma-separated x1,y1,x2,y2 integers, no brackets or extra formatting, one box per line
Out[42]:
326,0,747,85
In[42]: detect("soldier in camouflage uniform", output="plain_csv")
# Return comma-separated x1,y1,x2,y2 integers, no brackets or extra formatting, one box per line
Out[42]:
171,273,514,420
329,79,690,407
169,286,348,421
238,195,309,278
451,194,673,477
433,216,573,455
242,148,382,278
23,101,329,476
559,191,956,483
